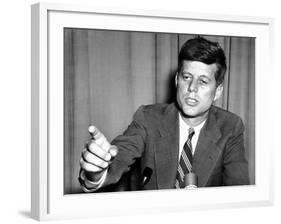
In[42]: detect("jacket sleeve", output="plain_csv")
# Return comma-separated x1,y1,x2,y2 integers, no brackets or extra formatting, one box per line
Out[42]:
99,105,148,188
222,117,250,186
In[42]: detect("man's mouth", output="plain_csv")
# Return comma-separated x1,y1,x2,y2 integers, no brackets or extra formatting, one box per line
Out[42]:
184,97,199,106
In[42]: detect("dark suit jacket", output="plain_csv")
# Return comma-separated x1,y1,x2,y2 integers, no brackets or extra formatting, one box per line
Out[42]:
100,103,249,190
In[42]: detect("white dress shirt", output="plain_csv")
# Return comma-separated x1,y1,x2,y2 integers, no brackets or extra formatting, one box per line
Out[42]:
178,113,206,160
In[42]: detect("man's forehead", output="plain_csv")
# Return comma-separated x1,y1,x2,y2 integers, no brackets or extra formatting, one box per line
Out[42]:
180,61,217,76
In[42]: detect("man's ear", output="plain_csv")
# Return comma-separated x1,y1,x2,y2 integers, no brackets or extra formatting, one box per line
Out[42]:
175,73,178,88
214,84,223,101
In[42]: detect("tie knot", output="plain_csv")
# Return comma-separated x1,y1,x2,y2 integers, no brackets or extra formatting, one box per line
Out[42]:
188,128,195,139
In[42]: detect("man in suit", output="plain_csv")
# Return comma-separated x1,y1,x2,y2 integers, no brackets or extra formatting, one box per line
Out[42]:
79,36,249,192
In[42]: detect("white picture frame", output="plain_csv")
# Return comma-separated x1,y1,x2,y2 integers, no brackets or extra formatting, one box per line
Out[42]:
31,2,274,221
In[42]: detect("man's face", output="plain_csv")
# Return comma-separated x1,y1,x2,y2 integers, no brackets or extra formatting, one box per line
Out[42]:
176,60,223,122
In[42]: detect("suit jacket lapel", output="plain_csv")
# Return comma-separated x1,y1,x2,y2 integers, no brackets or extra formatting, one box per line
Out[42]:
154,103,179,189
193,106,222,187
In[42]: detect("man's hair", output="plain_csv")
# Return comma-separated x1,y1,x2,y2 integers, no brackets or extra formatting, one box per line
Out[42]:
178,36,227,86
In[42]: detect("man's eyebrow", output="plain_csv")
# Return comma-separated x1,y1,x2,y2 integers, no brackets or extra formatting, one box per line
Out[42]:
181,71,192,75
199,75,211,80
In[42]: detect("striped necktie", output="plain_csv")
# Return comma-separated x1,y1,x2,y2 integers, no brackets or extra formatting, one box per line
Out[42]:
175,127,195,189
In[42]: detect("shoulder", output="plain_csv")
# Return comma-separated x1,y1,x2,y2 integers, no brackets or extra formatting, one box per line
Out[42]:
210,106,244,132
211,105,242,120
133,103,176,123
137,103,171,115
140,103,171,113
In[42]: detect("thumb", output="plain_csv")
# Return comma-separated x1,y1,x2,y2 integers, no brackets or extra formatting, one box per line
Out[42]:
109,145,119,158
88,125,111,152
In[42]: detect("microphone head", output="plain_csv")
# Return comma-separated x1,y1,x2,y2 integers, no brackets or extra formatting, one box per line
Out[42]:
142,167,153,186
184,172,198,188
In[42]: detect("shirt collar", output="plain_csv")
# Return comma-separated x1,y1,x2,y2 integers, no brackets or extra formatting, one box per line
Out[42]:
179,113,206,134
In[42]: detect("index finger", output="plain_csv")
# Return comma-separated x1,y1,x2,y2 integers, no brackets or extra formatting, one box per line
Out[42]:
88,125,110,151
88,125,102,139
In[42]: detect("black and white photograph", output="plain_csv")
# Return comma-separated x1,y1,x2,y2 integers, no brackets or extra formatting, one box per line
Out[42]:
29,2,275,221
63,29,255,194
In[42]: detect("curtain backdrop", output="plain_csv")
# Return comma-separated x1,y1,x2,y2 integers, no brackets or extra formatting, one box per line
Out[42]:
64,29,255,194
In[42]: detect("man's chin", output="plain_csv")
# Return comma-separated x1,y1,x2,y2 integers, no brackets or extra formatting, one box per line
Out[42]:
180,109,198,118
176,102,203,118
180,107,210,121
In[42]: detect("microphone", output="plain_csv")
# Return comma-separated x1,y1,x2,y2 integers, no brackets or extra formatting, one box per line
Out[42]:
184,172,198,189
142,167,153,186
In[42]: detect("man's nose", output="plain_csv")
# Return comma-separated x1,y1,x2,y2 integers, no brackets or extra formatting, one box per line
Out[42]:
188,79,198,92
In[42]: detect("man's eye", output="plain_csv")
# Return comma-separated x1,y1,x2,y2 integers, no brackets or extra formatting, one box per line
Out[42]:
182,75,192,80
200,79,208,85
